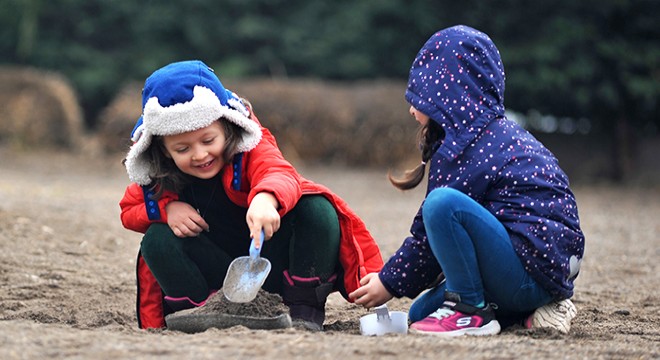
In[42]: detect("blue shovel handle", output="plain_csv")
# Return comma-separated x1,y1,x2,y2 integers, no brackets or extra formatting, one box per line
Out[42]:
249,229,265,259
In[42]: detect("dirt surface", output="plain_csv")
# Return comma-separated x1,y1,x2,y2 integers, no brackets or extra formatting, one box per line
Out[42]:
0,147,658,359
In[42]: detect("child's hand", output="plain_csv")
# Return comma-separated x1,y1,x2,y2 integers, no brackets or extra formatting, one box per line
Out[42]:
165,201,210,238
246,192,281,243
349,272,393,308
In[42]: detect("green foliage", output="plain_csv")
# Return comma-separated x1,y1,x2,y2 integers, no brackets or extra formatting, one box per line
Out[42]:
494,0,659,136
0,0,657,141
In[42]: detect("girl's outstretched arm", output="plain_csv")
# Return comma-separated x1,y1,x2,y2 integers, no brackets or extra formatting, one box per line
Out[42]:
245,126,302,216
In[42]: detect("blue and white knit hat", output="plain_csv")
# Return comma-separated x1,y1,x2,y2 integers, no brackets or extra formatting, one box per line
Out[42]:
125,60,262,185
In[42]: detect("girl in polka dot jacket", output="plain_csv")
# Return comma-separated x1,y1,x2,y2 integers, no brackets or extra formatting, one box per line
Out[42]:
349,25,585,336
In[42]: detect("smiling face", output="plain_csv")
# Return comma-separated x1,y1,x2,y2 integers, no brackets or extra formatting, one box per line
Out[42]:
162,120,227,179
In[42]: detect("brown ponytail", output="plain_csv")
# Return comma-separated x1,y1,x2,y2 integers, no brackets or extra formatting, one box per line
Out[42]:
388,121,444,190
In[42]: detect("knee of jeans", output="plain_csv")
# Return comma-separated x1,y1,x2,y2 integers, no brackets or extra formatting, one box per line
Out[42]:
423,187,463,218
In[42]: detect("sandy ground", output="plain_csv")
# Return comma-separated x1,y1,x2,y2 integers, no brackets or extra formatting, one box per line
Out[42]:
0,147,658,359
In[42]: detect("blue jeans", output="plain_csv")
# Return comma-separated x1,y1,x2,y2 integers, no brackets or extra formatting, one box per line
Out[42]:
408,187,552,324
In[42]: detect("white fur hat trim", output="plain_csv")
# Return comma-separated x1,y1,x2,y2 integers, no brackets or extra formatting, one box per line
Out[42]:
125,85,261,185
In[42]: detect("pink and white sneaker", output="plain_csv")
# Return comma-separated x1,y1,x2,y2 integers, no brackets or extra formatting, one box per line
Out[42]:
410,294,501,337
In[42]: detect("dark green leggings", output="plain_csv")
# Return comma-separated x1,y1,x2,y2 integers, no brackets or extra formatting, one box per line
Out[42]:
140,195,341,303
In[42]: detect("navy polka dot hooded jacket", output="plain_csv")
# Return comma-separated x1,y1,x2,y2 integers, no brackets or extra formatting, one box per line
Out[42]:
378,25,585,300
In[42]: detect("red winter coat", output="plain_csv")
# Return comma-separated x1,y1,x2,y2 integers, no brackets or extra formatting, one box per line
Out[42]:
119,118,383,329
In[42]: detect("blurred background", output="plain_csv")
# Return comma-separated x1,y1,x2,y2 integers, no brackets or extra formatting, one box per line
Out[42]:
0,0,658,184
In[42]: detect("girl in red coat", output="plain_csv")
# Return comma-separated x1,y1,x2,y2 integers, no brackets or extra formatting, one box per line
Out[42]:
120,60,383,331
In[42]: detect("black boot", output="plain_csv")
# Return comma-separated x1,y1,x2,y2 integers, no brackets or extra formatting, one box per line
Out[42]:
282,270,336,331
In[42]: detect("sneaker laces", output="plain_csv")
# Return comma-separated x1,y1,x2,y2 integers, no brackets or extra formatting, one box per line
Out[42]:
428,307,456,320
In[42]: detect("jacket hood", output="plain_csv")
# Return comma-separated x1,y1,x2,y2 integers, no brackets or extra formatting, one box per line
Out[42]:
405,25,506,160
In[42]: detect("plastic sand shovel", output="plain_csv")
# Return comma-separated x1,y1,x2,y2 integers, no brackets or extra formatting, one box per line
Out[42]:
223,230,272,303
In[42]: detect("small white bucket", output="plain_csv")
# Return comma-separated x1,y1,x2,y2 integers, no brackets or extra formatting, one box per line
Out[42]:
359,305,408,336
